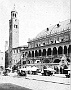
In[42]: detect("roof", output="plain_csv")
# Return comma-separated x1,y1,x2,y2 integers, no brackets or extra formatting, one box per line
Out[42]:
29,19,71,42
12,45,28,50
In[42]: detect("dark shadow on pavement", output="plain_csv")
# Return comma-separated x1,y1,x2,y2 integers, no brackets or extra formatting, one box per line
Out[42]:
0,83,32,90
25,77,70,85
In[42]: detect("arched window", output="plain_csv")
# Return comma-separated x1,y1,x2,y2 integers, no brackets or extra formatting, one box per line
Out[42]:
39,50,42,56
15,14,16,17
16,25,17,28
64,46,67,54
35,50,38,57
32,51,34,57
42,49,46,56
53,47,57,55
47,48,51,55
28,51,31,57
58,46,63,54
68,45,71,53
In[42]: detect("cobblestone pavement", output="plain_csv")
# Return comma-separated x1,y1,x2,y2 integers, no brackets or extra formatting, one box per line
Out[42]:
0,75,70,90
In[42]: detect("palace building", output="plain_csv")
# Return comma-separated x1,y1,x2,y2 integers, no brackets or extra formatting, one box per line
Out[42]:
21,19,71,67
7,6,71,69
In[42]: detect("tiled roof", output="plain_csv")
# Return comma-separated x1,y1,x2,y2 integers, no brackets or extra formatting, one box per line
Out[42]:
33,19,71,40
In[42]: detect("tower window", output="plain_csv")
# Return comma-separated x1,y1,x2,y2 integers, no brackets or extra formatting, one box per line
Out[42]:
14,25,18,28
16,25,17,28
15,14,16,17
13,13,14,17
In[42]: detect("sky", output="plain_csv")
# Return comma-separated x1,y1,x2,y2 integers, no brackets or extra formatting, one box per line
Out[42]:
0,0,70,52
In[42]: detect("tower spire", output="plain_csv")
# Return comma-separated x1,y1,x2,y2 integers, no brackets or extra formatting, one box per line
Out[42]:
13,4,16,11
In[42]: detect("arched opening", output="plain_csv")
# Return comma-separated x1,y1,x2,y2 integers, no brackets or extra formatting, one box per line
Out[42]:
15,14,16,17
64,46,67,54
42,49,46,56
28,51,31,57
32,51,34,57
39,50,42,56
47,48,51,55
35,50,38,57
54,59,60,63
68,45,71,53
53,47,57,55
58,46,63,54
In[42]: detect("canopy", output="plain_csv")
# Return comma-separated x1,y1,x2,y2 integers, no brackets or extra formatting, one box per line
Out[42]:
31,66,39,71
26,66,32,71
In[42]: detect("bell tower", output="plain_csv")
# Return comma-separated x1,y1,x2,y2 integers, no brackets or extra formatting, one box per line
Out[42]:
9,5,19,67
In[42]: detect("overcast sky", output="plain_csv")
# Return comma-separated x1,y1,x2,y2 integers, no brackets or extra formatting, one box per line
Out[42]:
0,0,70,52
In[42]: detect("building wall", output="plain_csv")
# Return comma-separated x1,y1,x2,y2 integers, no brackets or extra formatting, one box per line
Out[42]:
5,50,9,68
12,19,19,48
12,48,21,67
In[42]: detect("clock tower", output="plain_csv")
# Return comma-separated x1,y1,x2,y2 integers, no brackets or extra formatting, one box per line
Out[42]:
9,6,19,67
